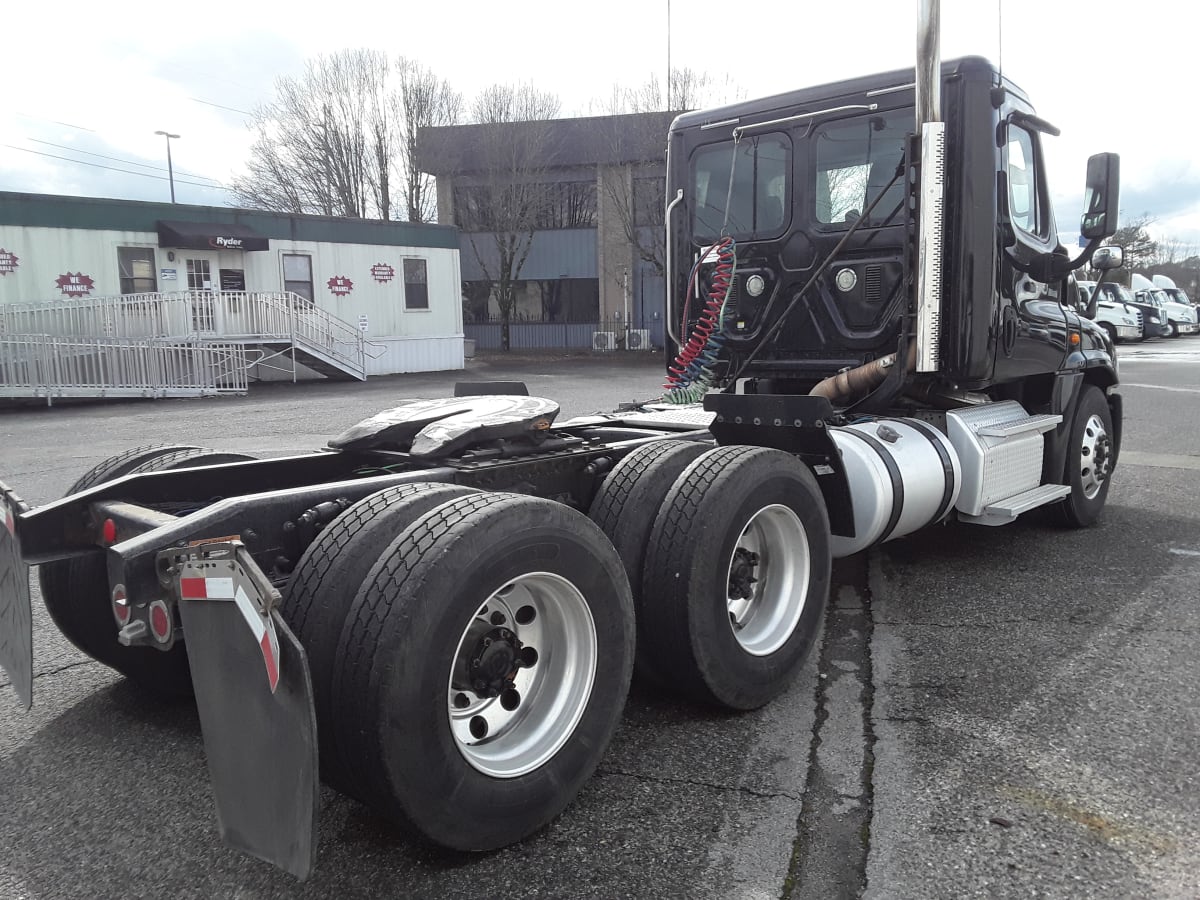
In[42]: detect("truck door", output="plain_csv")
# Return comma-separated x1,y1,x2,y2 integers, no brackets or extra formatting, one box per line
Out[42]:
992,120,1069,383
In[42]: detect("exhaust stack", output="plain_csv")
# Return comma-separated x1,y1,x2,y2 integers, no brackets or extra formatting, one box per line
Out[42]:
914,0,944,373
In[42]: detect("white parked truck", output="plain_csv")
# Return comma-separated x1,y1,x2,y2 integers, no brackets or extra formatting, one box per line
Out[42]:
1152,273,1200,319
1077,279,1141,341
1132,272,1198,336
0,19,1127,883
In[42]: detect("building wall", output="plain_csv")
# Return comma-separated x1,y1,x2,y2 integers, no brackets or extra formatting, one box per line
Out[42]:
0,224,463,375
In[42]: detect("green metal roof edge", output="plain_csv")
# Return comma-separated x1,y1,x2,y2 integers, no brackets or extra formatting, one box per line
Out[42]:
0,191,460,250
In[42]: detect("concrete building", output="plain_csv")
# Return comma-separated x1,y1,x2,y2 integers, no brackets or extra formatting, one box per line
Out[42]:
417,112,675,350
0,192,465,377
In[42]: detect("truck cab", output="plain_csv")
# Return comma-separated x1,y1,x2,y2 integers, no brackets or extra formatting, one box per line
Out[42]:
1077,279,1142,342
667,56,1119,405
1132,273,1198,336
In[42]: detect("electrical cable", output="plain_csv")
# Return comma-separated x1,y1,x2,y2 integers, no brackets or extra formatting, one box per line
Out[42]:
3,145,231,191
26,138,224,183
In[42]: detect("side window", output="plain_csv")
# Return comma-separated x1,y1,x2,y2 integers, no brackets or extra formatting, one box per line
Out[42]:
1005,126,1044,237
117,247,157,295
403,258,429,310
282,254,314,307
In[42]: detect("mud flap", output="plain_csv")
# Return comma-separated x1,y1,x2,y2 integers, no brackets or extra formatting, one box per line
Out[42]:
166,542,318,880
0,485,33,710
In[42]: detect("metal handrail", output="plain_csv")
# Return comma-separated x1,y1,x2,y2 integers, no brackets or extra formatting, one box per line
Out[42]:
0,290,366,379
0,336,248,406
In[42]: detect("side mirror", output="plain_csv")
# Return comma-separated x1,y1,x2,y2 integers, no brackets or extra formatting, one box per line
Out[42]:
1092,245,1124,271
1080,153,1120,240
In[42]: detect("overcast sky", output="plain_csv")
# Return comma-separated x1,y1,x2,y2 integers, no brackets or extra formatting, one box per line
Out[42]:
3,0,1198,248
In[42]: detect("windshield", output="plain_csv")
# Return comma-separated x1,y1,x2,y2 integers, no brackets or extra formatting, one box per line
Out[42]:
1154,290,1174,306
1096,283,1132,304
813,108,909,226
692,133,790,241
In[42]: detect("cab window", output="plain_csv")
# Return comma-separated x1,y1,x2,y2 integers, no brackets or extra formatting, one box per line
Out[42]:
692,134,790,241
1005,126,1045,237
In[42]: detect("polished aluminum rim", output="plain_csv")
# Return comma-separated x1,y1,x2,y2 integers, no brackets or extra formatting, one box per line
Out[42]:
448,572,597,778
1079,413,1111,500
726,504,811,657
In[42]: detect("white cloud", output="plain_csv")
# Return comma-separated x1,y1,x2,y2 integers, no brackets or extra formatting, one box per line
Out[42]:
3,0,1198,240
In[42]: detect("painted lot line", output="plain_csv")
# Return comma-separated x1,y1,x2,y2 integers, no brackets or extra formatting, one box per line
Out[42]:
1119,451,1200,471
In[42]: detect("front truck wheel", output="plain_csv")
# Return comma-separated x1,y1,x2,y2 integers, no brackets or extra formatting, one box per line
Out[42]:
332,493,635,850
1051,384,1115,528
39,446,255,696
641,446,832,710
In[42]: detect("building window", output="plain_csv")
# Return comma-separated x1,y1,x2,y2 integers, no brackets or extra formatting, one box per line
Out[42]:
633,175,665,227
282,254,314,306
118,247,157,295
403,259,429,310
537,182,597,229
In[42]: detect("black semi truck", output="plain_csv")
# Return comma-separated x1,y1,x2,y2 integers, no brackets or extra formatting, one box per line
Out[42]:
0,52,1123,878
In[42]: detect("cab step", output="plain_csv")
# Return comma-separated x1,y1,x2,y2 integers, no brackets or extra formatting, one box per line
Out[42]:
958,483,1071,526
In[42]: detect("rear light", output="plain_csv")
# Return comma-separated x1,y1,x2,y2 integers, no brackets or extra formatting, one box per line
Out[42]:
148,600,172,643
101,518,117,544
111,585,130,626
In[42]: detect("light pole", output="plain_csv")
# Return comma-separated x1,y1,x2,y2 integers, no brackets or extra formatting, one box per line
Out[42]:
154,130,180,203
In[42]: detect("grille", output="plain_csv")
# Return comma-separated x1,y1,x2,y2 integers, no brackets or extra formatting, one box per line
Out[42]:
865,265,882,304
1134,309,1143,330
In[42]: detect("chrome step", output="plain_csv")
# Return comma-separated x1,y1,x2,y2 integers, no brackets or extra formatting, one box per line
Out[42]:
960,484,1071,526
976,413,1062,439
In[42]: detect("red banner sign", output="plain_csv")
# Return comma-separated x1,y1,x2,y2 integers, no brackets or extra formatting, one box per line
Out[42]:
370,263,395,283
55,272,95,297
0,248,18,275
327,275,354,297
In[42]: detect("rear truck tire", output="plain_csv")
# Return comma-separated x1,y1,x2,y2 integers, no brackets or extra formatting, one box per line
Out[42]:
39,447,255,697
1051,384,1114,528
587,439,711,687
640,446,832,710
280,481,480,793
332,492,635,851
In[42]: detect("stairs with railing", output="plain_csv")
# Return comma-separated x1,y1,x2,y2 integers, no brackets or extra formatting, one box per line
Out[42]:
0,291,367,404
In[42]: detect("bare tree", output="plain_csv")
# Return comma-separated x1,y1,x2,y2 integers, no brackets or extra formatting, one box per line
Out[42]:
233,51,461,222
396,59,462,223
233,49,387,218
1112,212,1158,279
454,84,562,350
614,67,743,114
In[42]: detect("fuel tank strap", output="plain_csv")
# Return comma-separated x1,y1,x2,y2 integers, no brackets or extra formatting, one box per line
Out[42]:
903,418,958,523
839,427,905,543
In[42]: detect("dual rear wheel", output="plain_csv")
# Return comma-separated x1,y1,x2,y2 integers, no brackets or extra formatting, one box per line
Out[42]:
281,441,831,850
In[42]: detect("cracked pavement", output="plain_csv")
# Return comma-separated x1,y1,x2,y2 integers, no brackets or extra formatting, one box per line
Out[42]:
1,348,1199,898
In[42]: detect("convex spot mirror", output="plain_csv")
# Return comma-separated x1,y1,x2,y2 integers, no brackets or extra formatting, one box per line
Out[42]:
1081,153,1120,240
1092,245,1124,271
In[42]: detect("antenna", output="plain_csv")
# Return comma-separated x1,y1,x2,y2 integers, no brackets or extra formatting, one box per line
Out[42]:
997,0,1004,81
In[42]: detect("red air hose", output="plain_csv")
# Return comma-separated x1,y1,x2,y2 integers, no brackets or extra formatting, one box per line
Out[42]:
665,237,735,394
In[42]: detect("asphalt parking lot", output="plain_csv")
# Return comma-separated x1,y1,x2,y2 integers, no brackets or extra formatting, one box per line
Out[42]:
1,343,1198,899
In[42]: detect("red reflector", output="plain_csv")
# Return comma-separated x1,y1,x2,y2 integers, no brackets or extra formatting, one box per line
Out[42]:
149,602,171,642
180,577,208,599
112,586,130,625
102,518,117,544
